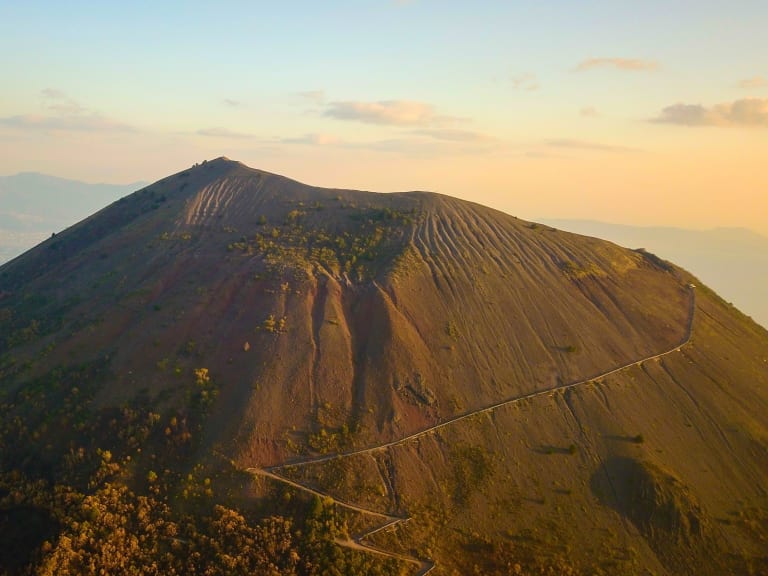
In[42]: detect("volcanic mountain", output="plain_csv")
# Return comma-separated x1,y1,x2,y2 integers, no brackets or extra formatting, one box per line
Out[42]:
1,157,766,575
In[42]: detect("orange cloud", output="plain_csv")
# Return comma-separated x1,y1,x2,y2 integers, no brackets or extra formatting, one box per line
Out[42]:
652,98,768,126
0,114,135,132
325,100,461,126
739,76,768,89
576,58,658,71
545,138,636,153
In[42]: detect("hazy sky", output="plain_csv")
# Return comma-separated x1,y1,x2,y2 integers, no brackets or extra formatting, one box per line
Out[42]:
1,1,766,233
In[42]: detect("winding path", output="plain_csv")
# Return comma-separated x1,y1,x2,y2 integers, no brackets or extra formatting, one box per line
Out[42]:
247,284,696,575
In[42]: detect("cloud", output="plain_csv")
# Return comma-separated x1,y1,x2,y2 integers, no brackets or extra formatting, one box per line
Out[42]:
0,89,134,132
222,99,242,107
40,88,85,114
522,151,565,159
510,73,539,91
279,132,495,157
325,99,461,126
197,127,253,139
345,137,464,156
0,114,135,132
41,88,67,100
580,106,600,118
576,58,658,72
651,98,768,126
296,90,326,104
281,133,341,146
739,76,768,89
358,131,501,156
411,128,493,142
545,138,636,153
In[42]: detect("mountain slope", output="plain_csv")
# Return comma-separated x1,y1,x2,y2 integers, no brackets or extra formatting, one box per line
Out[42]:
0,158,766,575
540,218,768,329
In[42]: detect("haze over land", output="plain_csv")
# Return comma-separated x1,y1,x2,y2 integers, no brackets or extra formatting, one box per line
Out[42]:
1,1,766,235
0,172,145,264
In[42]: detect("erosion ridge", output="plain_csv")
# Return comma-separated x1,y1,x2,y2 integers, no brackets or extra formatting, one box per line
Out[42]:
0,158,766,575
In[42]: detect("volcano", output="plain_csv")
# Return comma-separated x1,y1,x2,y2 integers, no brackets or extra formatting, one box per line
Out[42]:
1,157,766,575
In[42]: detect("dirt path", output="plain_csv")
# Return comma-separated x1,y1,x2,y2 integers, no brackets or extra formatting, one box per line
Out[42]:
247,467,435,574
250,467,402,521
247,284,696,575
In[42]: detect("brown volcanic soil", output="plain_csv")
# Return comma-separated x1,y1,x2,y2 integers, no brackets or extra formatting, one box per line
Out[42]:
1,157,766,574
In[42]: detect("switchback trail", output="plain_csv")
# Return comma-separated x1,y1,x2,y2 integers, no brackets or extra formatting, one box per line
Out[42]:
247,467,435,574
247,284,696,575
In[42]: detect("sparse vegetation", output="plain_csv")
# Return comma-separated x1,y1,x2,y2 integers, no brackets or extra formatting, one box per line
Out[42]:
225,203,418,281
260,314,287,334
451,444,494,506
559,259,605,280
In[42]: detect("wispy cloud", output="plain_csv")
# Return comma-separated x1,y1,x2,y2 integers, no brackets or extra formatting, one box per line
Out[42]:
0,89,135,133
576,58,658,72
40,88,86,114
579,106,600,118
296,90,326,104
0,114,135,132
281,133,341,146
41,88,67,100
545,138,636,153
325,99,462,126
739,76,768,89
197,127,253,139
288,94,490,153
222,98,242,107
651,98,768,127
522,151,566,160
279,131,496,157
511,73,539,91
411,128,493,142
347,136,490,157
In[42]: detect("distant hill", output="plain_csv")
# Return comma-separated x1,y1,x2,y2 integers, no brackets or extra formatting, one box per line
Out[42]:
1,158,766,575
540,219,768,329
0,172,145,264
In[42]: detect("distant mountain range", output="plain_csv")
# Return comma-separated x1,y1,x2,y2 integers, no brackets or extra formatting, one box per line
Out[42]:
540,219,768,329
0,172,145,264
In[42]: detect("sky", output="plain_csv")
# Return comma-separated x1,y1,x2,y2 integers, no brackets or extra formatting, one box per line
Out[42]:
1,0,767,234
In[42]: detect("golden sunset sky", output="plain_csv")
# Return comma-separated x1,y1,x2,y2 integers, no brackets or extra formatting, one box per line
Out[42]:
1,1,766,233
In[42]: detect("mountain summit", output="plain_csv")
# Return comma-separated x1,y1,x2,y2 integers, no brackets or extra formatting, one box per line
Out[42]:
1,158,766,575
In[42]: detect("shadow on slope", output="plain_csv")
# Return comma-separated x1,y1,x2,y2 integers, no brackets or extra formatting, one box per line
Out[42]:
591,456,724,575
